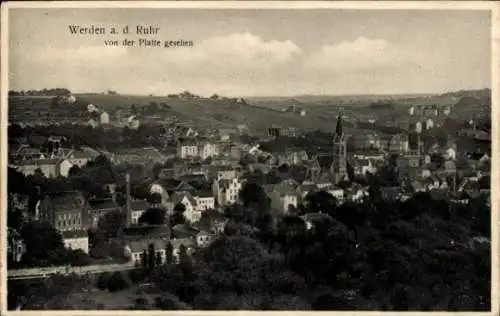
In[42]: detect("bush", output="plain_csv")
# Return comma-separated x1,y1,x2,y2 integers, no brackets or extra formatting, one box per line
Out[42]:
68,249,91,266
107,272,129,292
97,272,110,291
134,297,151,310
128,269,147,284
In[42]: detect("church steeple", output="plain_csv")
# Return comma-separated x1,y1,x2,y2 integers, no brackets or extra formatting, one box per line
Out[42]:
332,110,347,184
335,112,343,137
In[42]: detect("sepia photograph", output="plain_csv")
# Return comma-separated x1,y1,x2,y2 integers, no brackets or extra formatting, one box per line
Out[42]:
2,1,498,312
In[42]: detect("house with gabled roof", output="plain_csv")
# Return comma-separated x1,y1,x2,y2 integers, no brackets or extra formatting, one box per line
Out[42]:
177,138,199,159
212,177,244,206
266,181,299,215
13,158,73,178
62,230,89,253
125,238,166,267
39,191,91,233
194,190,215,212
170,191,201,223
64,146,101,168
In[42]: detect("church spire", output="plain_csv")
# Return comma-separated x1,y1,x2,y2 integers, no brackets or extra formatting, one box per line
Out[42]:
335,111,343,137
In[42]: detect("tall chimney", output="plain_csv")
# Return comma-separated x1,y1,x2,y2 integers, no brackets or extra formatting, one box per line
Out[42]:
125,173,131,227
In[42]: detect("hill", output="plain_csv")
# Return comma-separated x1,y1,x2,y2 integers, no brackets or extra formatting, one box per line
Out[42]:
8,88,491,137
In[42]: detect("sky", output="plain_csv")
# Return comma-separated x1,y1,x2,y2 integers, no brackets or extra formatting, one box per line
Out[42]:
9,8,492,97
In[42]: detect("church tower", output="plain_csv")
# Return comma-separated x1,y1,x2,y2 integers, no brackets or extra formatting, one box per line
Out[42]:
331,112,348,184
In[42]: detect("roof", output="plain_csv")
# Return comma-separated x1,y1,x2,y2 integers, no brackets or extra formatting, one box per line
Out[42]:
44,191,87,209
301,183,319,192
122,225,171,239
127,238,166,253
170,237,196,249
89,199,121,210
196,190,214,198
179,174,206,183
16,146,43,155
467,152,488,161
197,230,214,237
113,147,166,158
172,224,200,238
178,138,198,146
186,162,202,169
16,158,63,166
130,199,149,211
301,212,332,223
171,191,197,207
175,181,196,193
154,179,182,190
69,146,101,159
62,230,88,239
267,182,298,196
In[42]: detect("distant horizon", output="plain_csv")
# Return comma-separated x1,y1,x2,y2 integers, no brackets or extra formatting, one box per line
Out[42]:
8,86,491,100
61,86,489,99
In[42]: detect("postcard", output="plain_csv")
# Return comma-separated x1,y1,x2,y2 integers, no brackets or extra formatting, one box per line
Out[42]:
1,1,498,313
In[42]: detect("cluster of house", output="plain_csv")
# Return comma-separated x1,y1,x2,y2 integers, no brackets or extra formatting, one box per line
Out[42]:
409,104,452,117
268,126,299,138
282,103,307,116
9,141,103,178
7,112,491,269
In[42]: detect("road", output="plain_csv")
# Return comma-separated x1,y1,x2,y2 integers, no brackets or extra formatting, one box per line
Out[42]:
8,262,137,280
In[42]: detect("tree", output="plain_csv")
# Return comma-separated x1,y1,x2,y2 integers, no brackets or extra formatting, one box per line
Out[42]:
141,250,148,269
8,168,27,194
68,249,91,266
138,208,166,226
178,244,188,266
148,243,156,271
155,251,163,266
239,182,270,210
8,208,25,232
148,192,162,204
303,190,337,216
68,165,82,178
97,210,126,238
165,242,174,264
20,222,66,266
107,272,129,292
97,272,110,290
134,297,151,310
171,203,186,226
155,295,185,310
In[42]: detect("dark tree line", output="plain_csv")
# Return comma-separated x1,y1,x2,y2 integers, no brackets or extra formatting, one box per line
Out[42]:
9,88,71,96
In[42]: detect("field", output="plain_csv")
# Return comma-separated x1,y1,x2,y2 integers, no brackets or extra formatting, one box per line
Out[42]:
8,88,491,137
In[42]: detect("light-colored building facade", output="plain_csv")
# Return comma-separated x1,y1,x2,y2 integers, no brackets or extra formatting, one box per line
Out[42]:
212,177,243,206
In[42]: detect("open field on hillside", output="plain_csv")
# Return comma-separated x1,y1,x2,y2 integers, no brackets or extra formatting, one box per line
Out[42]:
8,88,490,137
